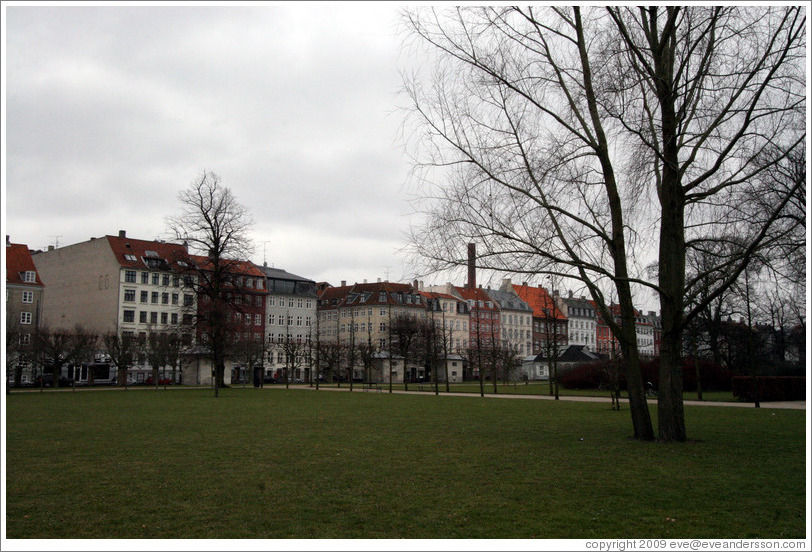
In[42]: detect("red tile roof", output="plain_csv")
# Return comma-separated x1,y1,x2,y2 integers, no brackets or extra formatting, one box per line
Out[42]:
188,255,266,278
512,284,566,319
106,235,192,270
453,286,499,311
6,243,44,286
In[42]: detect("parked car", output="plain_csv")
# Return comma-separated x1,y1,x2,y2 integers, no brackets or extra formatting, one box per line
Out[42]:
263,375,278,384
110,375,138,386
35,374,72,388
144,376,173,385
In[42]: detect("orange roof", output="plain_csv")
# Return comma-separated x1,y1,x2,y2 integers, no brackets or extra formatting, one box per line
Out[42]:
512,284,565,319
6,243,44,286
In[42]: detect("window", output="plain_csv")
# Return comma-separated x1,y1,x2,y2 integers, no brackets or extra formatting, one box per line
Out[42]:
171,313,178,324
151,292,159,303
173,275,180,287
296,316,302,327
183,314,194,325
161,312,168,324
141,272,149,284
162,293,169,304
124,254,137,261
278,315,285,325
20,333,31,345
140,311,147,323
23,271,37,283
235,313,243,323
20,312,32,324
255,296,262,307
268,315,275,325
125,270,137,283
162,274,170,286
123,310,135,323
22,290,34,303
172,293,179,305
254,314,262,326
151,273,159,285
184,276,193,287
183,294,194,306
268,296,275,307
297,298,303,308
124,289,135,302
150,312,158,324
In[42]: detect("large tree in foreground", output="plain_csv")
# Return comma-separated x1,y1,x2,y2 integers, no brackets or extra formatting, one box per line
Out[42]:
166,171,255,397
402,6,805,441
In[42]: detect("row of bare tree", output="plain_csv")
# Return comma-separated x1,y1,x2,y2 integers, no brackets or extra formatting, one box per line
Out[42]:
6,325,185,392
401,6,806,441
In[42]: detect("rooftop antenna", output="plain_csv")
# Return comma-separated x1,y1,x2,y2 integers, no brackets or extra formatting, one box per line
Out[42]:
50,235,62,249
381,265,391,281
262,241,272,267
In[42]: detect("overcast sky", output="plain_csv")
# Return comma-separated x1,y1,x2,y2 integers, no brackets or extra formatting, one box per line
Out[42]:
3,2,427,287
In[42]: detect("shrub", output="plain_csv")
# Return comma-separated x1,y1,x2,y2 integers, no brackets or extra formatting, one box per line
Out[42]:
732,376,806,402
558,361,626,390
559,358,733,392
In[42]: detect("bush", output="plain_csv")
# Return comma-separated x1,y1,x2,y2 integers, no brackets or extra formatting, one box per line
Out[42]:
732,376,806,402
641,358,733,392
559,358,733,392
558,361,625,390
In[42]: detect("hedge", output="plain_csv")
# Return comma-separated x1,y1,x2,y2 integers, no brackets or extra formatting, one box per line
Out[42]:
731,376,806,402
558,358,733,392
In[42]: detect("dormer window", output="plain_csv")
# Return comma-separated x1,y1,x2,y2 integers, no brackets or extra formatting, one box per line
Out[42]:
22,271,36,283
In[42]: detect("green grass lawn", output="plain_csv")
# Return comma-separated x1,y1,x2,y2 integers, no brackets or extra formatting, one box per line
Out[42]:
5,387,806,539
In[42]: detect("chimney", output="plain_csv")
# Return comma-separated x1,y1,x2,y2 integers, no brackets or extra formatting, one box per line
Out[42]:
568,290,573,298
522,281,528,287
118,230,126,238
182,240,189,253
48,245,55,251
377,278,381,283
341,280,346,287
413,279,419,290
467,243,476,289
5,235,9,247
553,289,559,298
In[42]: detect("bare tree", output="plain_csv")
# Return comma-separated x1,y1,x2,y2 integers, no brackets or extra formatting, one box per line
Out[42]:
102,332,137,389
32,325,97,390
233,334,266,388
402,6,805,441
166,171,255,397
402,6,655,438
390,314,421,390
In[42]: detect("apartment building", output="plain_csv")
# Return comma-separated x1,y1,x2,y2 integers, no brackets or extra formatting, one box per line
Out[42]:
31,231,195,340
6,237,45,385
485,286,533,357
260,265,318,382
504,281,568,357
595,303,655,358
317,280,426,382
556,291,597,352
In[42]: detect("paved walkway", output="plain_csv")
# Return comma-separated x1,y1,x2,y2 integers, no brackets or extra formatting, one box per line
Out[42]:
286,385,807,410
10,384,805,410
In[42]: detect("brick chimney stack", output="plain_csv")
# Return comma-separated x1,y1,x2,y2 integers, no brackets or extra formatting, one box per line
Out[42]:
467,243,476,289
